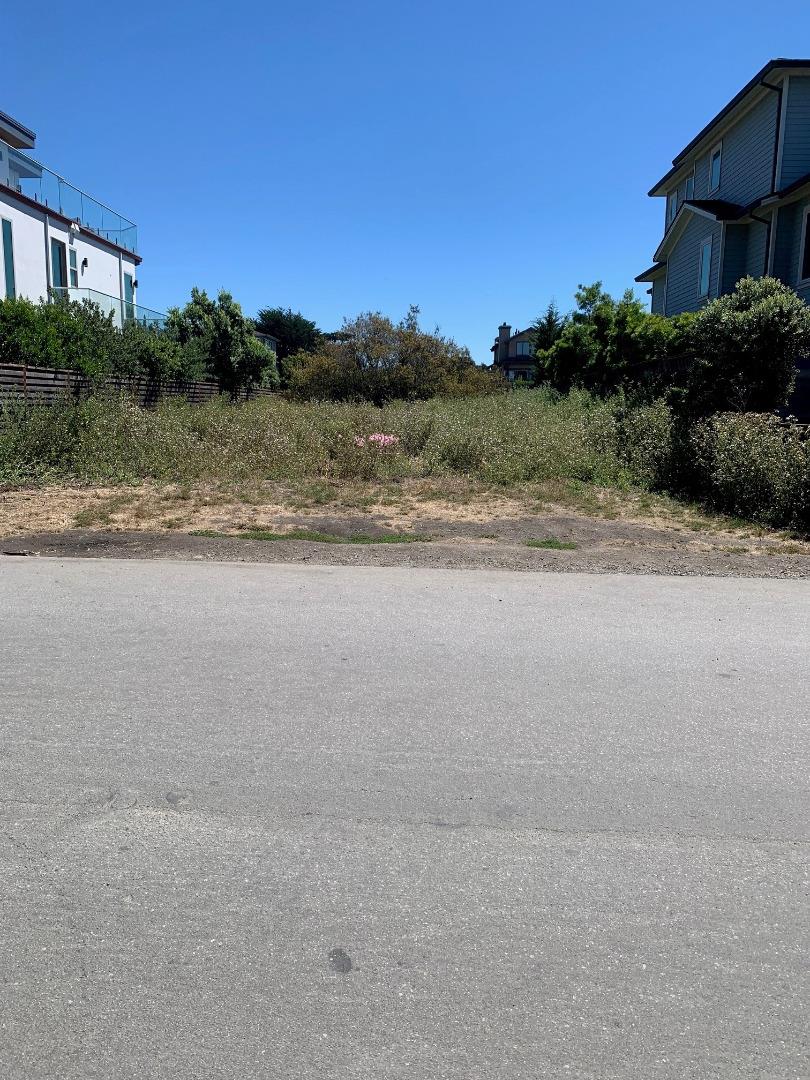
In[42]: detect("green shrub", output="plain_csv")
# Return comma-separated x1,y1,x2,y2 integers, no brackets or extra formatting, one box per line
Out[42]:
690,412,809,530
534,276,809,417
113,321,192,383
610,397,675,488
536,283,691,396
0,289,279,395
0,295,117,380
682,276,810,416
164,288,279,395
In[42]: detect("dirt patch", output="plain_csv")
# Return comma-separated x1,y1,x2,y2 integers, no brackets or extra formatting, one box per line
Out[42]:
2,480,809,577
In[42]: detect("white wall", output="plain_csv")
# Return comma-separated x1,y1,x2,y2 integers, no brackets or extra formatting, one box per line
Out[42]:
0,189,138,313
0,190,48,300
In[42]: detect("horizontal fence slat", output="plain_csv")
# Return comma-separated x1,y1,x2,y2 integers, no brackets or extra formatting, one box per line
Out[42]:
0,364,276,407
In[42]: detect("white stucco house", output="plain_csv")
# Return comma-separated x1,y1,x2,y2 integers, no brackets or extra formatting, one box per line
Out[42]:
0,110,164,328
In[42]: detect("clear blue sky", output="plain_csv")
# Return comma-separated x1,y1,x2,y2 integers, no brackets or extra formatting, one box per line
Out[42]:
7,1,810,362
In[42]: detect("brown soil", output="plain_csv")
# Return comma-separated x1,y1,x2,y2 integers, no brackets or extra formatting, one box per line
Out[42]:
2,480,808,577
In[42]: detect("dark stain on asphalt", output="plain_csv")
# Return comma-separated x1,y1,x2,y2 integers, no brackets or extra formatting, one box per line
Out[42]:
328,948,353,974
165,791,184,809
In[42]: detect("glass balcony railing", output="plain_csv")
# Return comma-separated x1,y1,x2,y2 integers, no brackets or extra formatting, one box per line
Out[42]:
52,287,166,330
0,137,138,253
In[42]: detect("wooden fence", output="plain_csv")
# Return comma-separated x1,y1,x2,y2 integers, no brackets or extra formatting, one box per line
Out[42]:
0,363,276,407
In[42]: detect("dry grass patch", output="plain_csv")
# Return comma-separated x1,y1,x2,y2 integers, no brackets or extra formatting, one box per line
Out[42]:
2,477,809,561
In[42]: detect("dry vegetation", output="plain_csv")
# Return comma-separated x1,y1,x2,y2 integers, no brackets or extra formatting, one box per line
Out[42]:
1,391,808,570
2,477,808,562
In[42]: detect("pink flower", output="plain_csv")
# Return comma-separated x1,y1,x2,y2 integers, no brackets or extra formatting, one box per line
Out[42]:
367,433,399,448
351,432,399,450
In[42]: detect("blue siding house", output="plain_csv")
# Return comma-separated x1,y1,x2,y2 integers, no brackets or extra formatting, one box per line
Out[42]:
636,59,810,414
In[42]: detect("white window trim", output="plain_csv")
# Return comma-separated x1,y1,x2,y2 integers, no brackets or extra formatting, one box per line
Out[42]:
797,205,810,285
698,234,713,299
708,141,723,195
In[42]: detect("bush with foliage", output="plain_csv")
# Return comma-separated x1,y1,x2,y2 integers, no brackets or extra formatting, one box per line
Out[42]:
535,283,692,396
533,276,809,416
0,289,279,395
286,306,502,403
112,320,193,383
690,412,809,530
679,276,810,416
0,295,118,380
165,288,279,396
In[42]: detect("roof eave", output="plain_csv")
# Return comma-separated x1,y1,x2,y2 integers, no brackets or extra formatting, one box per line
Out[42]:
0,109,36,150
635,263,666,283
648,59,810,197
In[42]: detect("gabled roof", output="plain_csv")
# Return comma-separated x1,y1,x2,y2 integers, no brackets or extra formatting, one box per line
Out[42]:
652,199,746,262
649,59,810,196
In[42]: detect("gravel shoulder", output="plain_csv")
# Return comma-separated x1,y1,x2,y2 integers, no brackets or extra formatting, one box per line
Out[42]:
5,522,810,577
2,480,809,577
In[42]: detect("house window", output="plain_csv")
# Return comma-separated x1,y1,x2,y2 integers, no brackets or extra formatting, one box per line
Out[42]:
799,207,810,283
515,341,533,356
667,191,678,225
709,144,722,193
69,247,78,289
50,238,67,293
698,236,712,298
124,272,135,322
1,219,15,299
685,170,695,201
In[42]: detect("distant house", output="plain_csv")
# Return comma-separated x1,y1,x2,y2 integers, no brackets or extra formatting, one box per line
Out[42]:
490,323,535,382
0,109,164,328
253,330,279,354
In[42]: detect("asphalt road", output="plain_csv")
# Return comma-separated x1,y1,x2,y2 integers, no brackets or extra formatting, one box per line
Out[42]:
1,558,808,1079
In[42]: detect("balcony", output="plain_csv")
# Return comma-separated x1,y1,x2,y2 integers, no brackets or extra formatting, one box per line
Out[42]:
0,137,138,254
53,287,166,330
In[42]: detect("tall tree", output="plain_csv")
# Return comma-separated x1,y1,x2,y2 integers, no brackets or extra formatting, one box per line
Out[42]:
530,300,567,352
254,307,322,361
166,288,278,396
286,306,498,403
